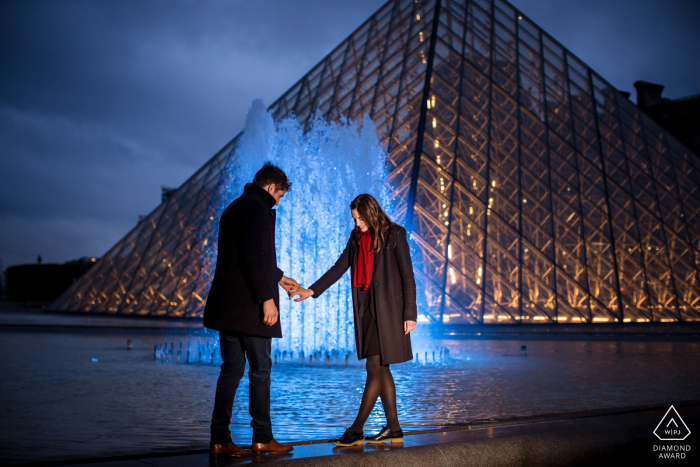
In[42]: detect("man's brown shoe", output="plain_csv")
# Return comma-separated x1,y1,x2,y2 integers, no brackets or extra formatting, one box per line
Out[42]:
209,441,252,458
251,438,294,454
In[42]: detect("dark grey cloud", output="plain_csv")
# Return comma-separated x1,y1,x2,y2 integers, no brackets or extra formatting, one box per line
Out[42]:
0,0,698,267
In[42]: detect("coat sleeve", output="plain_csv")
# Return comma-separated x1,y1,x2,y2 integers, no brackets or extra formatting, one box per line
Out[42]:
396,227,418,321
241,205,276,303
309,236,352,298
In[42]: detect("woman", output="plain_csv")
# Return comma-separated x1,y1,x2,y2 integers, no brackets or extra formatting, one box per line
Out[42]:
291,193,417,446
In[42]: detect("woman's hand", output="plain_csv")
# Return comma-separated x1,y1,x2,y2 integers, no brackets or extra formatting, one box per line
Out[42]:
290,286,314,302
404,320,416,335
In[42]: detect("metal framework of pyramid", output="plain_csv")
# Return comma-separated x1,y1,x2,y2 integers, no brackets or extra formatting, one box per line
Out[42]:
52,0,700,324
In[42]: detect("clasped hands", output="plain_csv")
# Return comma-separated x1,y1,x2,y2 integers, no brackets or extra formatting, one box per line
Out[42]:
279,277,315,302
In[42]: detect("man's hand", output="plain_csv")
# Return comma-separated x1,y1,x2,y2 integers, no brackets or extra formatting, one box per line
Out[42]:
279,276,301,298
290,286,314,302
262,299,278,326
404,320,416,335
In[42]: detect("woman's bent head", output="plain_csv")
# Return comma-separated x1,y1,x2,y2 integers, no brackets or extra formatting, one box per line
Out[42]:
350,194,393,253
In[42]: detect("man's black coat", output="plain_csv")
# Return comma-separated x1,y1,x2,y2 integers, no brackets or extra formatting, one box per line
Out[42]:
204,183,284,338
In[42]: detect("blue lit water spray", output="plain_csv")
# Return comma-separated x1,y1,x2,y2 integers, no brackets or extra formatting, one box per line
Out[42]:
224,99,392,359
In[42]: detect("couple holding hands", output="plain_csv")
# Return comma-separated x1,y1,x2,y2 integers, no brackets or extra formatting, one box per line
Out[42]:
203,162,417,458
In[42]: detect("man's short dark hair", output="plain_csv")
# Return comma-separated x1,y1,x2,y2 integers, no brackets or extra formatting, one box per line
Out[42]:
253,162,292,192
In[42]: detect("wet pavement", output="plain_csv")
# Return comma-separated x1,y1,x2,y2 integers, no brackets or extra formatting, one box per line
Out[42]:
55,404,700,466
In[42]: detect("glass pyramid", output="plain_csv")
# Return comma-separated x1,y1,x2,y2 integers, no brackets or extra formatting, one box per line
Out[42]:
52,0,700,324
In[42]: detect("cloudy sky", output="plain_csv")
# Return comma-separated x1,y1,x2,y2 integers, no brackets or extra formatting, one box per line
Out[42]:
1,0,698,268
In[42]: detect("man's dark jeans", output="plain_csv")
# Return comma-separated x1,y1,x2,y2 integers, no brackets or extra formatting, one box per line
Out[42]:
210,332,273,444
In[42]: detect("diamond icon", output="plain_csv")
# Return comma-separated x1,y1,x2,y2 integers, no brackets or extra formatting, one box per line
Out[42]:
654,405,691,441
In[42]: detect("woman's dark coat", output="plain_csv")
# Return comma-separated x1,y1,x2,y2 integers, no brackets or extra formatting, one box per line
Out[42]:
309,225,417,365
203,183,284,338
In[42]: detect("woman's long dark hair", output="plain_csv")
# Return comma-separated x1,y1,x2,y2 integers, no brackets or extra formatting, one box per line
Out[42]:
350,194,394,253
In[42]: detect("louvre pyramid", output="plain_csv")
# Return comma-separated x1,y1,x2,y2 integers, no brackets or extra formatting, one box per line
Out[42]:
53,0,700,324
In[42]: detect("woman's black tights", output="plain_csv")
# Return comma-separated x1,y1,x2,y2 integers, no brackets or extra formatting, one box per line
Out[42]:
350,355,400,433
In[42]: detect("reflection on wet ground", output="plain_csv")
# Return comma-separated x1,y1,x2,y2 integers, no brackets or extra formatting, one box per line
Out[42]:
1,330,698,464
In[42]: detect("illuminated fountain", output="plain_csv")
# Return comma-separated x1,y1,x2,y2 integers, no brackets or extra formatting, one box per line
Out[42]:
218,99,394,357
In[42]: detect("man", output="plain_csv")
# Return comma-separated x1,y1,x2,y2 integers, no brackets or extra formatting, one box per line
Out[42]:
204,162,298,458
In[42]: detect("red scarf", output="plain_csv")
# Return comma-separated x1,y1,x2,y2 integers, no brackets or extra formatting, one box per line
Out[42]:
352,228,374,290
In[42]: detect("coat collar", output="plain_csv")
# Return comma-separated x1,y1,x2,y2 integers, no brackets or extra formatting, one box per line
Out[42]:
244,183,276,208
